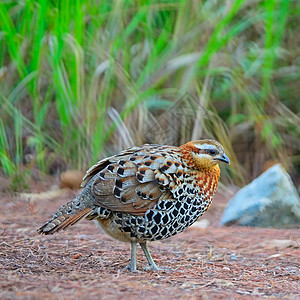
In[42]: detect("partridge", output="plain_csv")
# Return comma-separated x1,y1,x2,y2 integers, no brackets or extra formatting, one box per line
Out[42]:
38,139,230,271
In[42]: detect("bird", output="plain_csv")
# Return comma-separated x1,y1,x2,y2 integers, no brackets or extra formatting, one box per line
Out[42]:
38,139,230,271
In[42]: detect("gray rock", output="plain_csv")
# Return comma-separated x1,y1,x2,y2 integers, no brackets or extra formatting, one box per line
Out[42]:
220,164,300,228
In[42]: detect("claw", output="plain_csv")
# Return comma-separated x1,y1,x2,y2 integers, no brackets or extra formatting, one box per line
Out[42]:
144,265,169,272
124,263,139,272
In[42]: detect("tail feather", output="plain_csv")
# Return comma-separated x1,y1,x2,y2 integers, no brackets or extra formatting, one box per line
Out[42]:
38,207,93,235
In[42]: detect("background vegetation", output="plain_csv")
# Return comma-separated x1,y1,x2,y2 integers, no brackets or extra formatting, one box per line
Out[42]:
1,0,300,190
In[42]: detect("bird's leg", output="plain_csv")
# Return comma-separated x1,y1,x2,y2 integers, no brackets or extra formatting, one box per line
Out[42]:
139,242,162,271
124,241,137,271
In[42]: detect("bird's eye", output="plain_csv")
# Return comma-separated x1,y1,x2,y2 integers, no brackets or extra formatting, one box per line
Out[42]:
206,149,217,155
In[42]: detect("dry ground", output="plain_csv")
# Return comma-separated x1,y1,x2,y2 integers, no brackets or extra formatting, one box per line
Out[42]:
0,182,299,299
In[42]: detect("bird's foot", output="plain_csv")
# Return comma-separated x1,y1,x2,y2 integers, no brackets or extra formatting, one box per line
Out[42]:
144,264,171,272
123,263,139,272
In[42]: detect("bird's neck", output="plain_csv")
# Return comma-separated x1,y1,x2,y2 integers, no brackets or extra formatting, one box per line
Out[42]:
179,145,221,199
192,165,220,206
201,164,221,178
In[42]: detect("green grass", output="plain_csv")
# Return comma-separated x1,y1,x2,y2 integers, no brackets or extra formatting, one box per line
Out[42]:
0,0,300,189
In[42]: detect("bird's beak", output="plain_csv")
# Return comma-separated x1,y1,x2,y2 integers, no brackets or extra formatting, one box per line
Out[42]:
214,153,230,164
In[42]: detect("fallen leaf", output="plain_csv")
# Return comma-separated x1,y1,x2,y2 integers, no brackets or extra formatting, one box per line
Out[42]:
263,239,299,249
72,253,83,259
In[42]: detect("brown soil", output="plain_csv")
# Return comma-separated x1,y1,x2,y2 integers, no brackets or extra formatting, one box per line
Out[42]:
0,185,299,299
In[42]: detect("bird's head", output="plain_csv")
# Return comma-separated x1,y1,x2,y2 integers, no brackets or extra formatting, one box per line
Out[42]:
180,139,230,170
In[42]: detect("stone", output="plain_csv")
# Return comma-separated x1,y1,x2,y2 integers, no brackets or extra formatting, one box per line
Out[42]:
220,164,300,228
60,170,86,189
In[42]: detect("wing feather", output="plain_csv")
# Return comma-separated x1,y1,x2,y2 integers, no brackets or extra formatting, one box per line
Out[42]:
85,144,182,215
